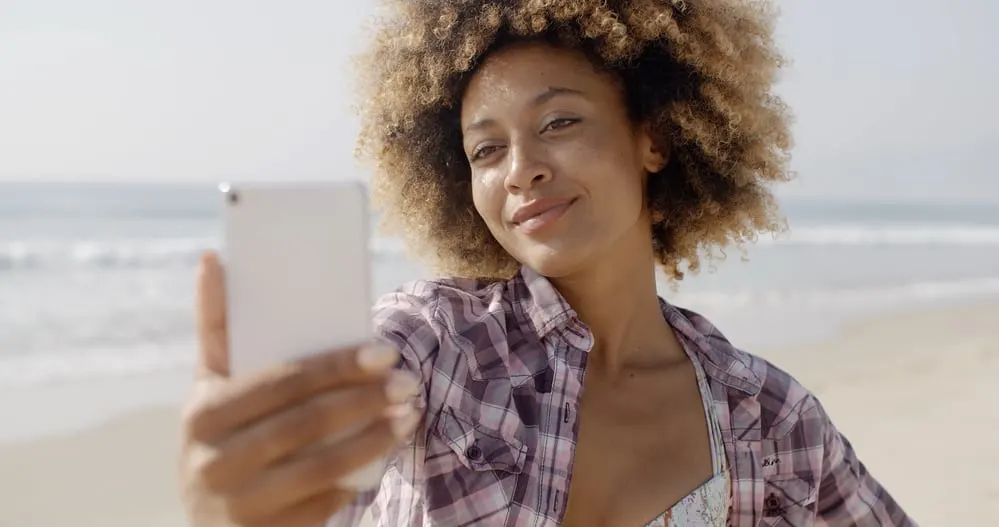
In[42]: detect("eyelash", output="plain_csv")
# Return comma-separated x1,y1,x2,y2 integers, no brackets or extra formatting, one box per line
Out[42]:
470,145,500,161
543,117,579,132
469,118,581,162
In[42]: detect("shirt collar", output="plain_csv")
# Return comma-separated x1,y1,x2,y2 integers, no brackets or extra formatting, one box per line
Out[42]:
659,299,764,395
510,266,594,351
509,266,762,395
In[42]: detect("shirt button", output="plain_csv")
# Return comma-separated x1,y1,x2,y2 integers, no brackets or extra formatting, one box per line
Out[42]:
465,444,482,461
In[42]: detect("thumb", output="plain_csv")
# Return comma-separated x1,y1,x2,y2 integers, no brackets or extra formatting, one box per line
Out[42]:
195,251,230,379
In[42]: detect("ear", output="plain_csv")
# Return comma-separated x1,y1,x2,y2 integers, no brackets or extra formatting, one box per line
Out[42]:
639,125,670,174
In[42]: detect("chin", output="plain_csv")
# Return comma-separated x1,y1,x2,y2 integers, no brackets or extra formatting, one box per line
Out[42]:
515,243,593,279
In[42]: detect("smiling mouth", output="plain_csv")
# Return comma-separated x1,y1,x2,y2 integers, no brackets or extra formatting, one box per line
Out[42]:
514,198,576,234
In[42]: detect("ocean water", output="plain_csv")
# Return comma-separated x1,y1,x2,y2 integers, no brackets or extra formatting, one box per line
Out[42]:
2,182,998,388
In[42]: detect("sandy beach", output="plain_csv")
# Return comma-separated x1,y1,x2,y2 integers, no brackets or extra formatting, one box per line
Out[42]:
1,302,996,527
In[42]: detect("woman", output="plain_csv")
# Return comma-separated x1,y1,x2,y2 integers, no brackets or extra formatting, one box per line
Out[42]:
179,1,914,526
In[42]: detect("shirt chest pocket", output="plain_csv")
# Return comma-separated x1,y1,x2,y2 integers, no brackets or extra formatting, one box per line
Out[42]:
432,406,527,473
758,475,818,527
425,406,528,525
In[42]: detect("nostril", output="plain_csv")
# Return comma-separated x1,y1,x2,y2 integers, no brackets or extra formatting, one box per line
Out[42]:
530,172,550,184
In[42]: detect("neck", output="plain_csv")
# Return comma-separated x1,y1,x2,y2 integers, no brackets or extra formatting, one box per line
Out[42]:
549,228,684,378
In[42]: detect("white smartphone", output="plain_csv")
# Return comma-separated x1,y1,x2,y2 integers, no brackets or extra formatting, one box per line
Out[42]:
220,181,386,490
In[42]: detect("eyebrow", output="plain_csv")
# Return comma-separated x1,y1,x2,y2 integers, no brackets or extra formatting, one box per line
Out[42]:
463,86,586,135
534,85,585,106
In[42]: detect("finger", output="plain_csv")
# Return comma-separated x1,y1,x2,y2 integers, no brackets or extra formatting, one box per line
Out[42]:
187,343,403,443
196,251,229,379
226,408,422,521
200,371,418,493
242,488,356,527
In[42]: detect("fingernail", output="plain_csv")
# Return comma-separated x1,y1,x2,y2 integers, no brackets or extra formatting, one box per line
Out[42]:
200,251,219,269
390,407,421,439
357,345,398,373
384,372,419,403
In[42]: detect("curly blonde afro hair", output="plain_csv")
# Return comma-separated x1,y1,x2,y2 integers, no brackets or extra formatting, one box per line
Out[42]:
355,0,793,281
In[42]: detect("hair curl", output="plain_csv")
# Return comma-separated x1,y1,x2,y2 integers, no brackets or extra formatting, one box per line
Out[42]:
355,0,793,281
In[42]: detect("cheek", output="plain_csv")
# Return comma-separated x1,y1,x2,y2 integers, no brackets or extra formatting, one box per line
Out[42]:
558,126,645,197
470,171,506,229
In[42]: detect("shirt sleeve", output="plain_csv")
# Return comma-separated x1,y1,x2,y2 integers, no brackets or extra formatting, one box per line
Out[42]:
326,283,442,526
811,398,917,527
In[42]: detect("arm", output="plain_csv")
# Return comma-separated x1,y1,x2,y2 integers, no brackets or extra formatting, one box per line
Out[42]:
327,284,441,527
809,398,916,527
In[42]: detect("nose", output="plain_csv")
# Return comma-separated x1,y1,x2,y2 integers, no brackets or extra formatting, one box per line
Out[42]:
504,142,552,193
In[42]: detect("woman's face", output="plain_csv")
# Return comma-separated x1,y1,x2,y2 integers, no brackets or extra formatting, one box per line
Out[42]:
460,42,665,278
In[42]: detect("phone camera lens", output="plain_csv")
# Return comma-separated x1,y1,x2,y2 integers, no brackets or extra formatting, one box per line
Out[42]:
228,191,239,205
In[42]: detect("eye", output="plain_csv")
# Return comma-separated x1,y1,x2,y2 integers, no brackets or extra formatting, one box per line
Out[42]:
470,144,503,162
542,117,580,133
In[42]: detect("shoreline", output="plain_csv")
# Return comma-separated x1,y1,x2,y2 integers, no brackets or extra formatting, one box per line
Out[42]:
0,295,985,447
0,300,996,525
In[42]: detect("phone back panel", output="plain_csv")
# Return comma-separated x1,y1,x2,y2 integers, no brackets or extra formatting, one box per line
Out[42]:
221,182,371,376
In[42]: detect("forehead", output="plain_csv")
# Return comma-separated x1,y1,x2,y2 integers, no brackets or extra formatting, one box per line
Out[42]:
460,42,616,117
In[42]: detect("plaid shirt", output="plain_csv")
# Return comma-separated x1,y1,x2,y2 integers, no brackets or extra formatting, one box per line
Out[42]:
330,267,914,526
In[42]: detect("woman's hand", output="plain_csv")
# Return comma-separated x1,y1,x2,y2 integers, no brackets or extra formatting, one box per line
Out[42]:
179,253,420,527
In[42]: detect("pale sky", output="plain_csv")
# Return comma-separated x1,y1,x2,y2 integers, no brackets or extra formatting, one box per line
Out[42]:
1,0,997,202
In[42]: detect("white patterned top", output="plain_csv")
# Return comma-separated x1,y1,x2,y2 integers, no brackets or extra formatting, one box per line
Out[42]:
644,335,731,527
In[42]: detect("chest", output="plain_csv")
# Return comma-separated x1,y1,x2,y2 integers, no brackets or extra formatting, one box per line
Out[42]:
561,365,715,527
413,359,825,527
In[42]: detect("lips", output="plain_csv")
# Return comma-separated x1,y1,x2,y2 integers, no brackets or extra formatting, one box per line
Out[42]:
511,197,574,224
510,196,576,234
